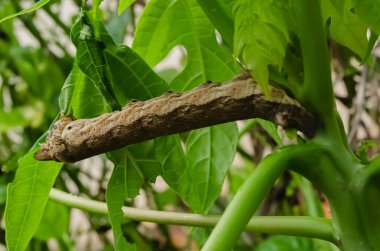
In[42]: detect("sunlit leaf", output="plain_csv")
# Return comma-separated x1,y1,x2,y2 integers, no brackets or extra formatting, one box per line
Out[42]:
234,0,294,96
0,0,50,24
353,0,380,34
321,0,368,59
5,148,63,251
132,0,240,91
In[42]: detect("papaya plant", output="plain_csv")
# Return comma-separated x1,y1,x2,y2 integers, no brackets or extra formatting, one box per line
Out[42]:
1,0,380,250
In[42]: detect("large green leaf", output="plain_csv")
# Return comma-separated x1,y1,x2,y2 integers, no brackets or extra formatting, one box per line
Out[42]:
34,200,69,241
132,0,240,91
0,0,49,24
59,61,111,118
186,123,238,212
234,0,294,96
107,143,161,251
156,123,238,213
353,0,380,34
321,0,368,59
70,11,120,110
155,135,191,201
104,45,169,104
5,148,63,251
108,143,162,199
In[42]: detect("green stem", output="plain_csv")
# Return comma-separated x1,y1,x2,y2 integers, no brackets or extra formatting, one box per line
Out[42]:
295,0,343,144
203,146,320,250
49,188,333,242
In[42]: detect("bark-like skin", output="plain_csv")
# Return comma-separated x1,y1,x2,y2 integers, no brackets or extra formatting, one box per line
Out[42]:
35,72,318,162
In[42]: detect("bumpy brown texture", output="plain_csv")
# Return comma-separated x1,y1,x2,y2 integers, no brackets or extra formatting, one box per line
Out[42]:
35,72,318,162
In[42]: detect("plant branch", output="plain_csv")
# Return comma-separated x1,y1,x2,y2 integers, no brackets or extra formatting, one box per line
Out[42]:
295,0,343,144
49,188,334,242
35,71,318,162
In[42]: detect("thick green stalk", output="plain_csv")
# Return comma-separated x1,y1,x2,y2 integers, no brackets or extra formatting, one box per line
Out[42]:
48,188,333,241
202,146,324,250
290,143,380,250
294,0,343,144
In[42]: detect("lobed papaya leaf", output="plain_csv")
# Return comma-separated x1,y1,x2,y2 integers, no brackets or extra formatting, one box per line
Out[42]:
233,0,294,97
353,0,380,35
320,0,368,60
132,0,240,92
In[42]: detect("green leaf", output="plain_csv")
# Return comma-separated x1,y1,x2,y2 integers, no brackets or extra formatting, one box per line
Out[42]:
353,0,380,34
105,10,132,44
59,61,111,118
0,108,33,132
321,0,368,59
155,135,191,201
132,0,240,92
118,0,135,15
186,123,238,212
196,0,235,49
107,143,161,250
104,45,169,104
108,143,162,199
157,124,239,213
5,148,63,251
254,119,283,147
0,0,50,24
70,11,120,110
255,236,315,251
34,201,69,241
234,0,294,96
